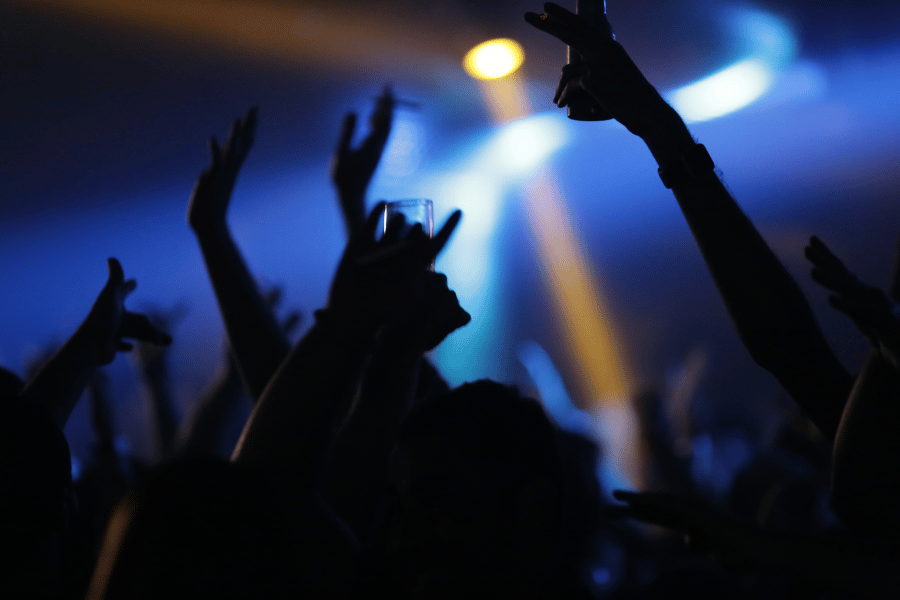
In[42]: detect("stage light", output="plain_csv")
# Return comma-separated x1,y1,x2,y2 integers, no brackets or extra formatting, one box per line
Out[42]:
668,58,774,122
463,38,525,80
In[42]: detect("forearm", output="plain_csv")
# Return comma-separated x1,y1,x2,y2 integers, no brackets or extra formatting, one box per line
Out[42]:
831,352,900,532
21,332,97,430
87,377,119,458
643,119,852,438
177,367,244,457
325,345,421,537
744,528,900,597
231,318,375,493
194,225,290,400
137,362,179,458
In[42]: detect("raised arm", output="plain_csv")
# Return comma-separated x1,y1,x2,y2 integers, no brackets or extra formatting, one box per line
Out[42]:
178,292,301,458
20,259,171,430
331,86,395,237
525,3,852,439
231,205,461,588
132,306,185,459
324,270,470,537
610,490,900,598
187,107,290,401
805,236,900,532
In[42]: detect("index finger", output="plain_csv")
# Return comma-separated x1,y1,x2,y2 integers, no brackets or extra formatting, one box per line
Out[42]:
428,210,462,259
524,7,601,59
336,112,357,154
357,201,386,248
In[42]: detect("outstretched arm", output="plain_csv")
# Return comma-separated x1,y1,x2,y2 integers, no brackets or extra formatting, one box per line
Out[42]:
805,236,900,532
21,259,171,430
611,490,900,598
525,3,852,439
188,108,290,401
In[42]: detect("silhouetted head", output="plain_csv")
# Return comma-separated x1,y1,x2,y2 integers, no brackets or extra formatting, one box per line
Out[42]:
383,380,565,598
0,398,75,597
0,367,23,400
87,457,302,599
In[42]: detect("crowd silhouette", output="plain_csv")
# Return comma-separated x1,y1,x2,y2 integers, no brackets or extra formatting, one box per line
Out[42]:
0,2,896,597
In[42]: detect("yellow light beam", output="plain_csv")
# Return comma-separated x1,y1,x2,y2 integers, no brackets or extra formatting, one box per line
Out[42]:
14,0,466,77
465,49,644,486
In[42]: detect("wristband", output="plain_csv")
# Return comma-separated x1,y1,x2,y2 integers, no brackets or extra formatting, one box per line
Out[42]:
658,143,715,189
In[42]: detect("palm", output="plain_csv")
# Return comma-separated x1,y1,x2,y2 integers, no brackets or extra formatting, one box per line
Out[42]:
187,107,257,232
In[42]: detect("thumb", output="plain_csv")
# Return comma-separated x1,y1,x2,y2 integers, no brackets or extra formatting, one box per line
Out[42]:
106,258,124,289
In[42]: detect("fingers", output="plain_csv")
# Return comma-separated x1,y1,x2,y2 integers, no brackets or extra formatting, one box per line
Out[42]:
281,311,302,335
524,4,599,58
237,106,258,155
370,84,395,133
106,257,124,288
263,286,283,308
805,236,847,273
120,279,137,298
610,490,699,531
383,213,407,243
357,201,386,246
428,210,463,259
121,312,173,346
553,63,589,106
207,137,222,168
242,106,258,137
336,112,357,154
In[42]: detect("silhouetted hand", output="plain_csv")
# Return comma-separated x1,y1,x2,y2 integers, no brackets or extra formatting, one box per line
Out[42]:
331,86,395,235
326,202,462,339
609,490,761,571
524,2,677,139
133,302,187,379
381,271,471,352
806,236,900,369
187,107,257,233
76,258,172,367
262,285,303,338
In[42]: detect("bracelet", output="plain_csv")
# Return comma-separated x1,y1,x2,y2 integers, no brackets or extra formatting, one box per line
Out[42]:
313,309,379,352
658,143,715,189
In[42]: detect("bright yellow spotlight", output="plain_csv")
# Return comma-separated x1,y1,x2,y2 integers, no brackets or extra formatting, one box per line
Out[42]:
463,38,524,80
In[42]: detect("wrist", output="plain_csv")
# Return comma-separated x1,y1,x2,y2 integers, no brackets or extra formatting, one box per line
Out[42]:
314,309,381,352
191,219,230,241
639,110,695,167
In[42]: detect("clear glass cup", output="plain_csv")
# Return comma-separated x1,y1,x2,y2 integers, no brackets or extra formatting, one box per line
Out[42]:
382,199,435,270
382,199,434,238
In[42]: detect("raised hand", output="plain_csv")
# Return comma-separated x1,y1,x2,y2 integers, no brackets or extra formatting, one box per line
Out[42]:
21,259,171,430
331,86,395,236
381,271,471,353
187,107,257,233
325,202,463,339
609,490,761,571
524,3,677,139
78,258,172,366
806,236,900,369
